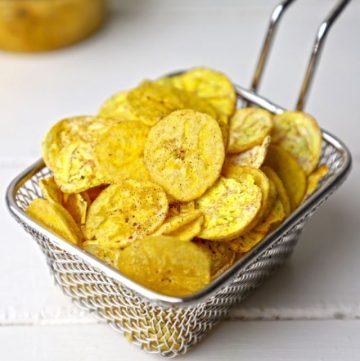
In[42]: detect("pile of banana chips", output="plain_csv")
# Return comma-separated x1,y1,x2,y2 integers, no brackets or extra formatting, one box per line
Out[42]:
27,68,327,296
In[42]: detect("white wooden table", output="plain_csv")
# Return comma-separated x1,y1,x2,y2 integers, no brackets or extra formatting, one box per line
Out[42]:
1,1,360,359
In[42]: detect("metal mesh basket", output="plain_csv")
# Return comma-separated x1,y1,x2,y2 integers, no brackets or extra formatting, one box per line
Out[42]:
5,0,352,358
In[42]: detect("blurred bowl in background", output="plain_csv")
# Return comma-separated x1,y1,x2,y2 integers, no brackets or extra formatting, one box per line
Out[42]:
0,0,106,52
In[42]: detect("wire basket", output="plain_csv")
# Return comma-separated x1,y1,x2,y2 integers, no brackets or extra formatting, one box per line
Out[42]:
6,0,352,358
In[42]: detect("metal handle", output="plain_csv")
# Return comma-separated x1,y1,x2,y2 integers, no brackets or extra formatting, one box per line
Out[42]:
251,0,351,111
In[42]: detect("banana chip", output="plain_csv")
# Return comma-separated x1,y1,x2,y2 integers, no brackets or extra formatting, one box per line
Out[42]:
153,210,202,237
196,176,262,241
85,180,168,249
223,165,271,224
225,135,271,169
304,164,329,199
159,67,236,118
98,91,138,122
94,121,150,183
63,193,89,226
26,198,83,245
82,240,121,268
118,235,211,296
265,145,306,210
166,216,204,241
144,109,225,201
272,111,322,175
39,176,63,204
126,81,186,126
196,239,235,278
228,108,273,154
262,166,291,217
229,196,286,253
42,116,118,193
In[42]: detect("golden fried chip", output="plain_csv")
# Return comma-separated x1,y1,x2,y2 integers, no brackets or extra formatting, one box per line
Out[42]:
265,145,306,210
94,121,151,183
82,240,121,268
166,216,204,241
154,210,202,236
26,198,83,245
42,116,118,193
39,176,63,204
196,176,262,241
229,196,286,253
118,235,211,296
55,141,105,193
126,81,185,126
228,108,273,154
85,180,168,249
224,135,271,169
160,68,236,118
98,91,138,122
144,109,225,201
222,165,270,224
272,111,322,175
196,239,235,278
262,166,291,216
304,164,329,199
64,193,88,226
42,116,114,171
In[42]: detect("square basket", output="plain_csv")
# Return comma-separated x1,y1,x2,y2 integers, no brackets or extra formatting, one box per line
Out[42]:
5,0,353,357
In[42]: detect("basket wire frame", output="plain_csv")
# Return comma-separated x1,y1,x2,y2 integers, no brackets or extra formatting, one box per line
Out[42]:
6,0,352,358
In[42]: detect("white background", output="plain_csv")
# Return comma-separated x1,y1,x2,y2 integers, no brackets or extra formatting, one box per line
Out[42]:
1,0,360,359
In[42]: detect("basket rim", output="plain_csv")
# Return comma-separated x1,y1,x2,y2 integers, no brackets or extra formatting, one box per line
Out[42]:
5,85,352,307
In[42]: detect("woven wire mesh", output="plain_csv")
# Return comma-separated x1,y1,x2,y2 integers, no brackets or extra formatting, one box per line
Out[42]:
10,137,346,358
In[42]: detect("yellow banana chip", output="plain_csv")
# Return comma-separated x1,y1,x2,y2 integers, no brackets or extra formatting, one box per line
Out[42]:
228,108,273,153
144,109,225,201
304,164,329,199
82,240,121,268
126,81,185,126
26,198,83,245
262,166,291,216
63,193,89,226
85,180,168,249
160,67,236,118
166,216,204,242
265,145,306,210
153,210,202,236
98,91,138,122
272,111,322,175
229,196,286,253
42,116,118,193
196,176,262,241
225,135,271,169
196,239,235,278
39,176,63,204
223,165,271,224
118,235,211,296
94,121,150,183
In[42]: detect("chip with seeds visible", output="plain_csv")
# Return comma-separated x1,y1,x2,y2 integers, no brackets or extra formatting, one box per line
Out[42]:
144,109,225,201
85,180,168,249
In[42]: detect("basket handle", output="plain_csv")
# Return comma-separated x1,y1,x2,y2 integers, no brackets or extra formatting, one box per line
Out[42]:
250,0,351,111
